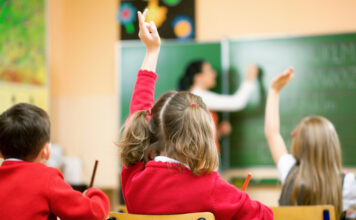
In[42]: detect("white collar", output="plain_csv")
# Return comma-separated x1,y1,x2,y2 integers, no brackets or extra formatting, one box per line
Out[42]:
154,156,190,169
5,158,23,161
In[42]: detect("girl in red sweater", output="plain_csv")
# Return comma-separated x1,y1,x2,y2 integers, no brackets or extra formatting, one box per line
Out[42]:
118,10,272,220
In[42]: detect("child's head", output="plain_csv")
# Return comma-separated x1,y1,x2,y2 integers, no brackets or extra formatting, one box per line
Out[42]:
119,91,219,175
287,116,342,218
149,91,178,149
0,103,51,162
291,116,342,170
160,91,218,175
119,91,177,166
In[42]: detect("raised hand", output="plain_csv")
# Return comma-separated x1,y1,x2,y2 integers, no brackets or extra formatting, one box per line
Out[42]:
270,67,294,92
138,9,160,52
264,67,294,164
138,9,161,72
245,65,259,82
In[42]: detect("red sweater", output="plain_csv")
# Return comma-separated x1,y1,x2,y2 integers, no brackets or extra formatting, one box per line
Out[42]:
121,70,273,220
0,160,109,220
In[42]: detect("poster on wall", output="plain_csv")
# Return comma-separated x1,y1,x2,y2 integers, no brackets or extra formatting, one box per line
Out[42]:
0,0,48,112
118,0,195,41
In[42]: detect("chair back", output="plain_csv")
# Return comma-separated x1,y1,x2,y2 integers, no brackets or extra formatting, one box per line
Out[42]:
271,205,336,220
107,212,215,220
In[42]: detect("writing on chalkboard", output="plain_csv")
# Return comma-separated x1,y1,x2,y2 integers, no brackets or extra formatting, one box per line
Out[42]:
294,66,356,90
229,33,356,167
315,42,356,64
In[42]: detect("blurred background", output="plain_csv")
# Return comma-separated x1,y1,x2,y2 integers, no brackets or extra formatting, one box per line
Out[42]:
1,0,356,210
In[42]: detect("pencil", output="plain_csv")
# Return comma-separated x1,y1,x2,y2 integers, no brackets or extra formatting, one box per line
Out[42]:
241,173,252,191
89,160,99,188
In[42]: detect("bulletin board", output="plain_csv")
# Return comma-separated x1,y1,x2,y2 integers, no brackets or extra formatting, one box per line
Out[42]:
0,0,48,113
118,0,195,40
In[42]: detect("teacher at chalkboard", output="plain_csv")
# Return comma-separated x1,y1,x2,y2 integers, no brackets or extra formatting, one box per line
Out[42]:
178,60,259,152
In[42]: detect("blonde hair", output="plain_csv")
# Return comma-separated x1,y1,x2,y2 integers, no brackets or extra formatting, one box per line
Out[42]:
161,92,219,175
118,91,177,167
118,91,219,176
285,116,343,219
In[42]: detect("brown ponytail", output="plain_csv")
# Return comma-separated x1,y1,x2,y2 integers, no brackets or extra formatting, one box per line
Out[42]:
162,92,219,175
118,91,177,167
118,110,151,167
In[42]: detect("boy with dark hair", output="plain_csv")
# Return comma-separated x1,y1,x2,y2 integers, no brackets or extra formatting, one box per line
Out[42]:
0,103,109,220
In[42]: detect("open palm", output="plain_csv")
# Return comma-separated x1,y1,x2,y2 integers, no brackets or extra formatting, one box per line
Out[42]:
270,67,294,92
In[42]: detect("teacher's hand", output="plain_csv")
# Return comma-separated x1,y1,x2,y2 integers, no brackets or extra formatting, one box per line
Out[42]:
245,65,259,82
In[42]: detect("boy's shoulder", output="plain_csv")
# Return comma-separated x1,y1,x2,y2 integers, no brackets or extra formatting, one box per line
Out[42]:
1,160,63,178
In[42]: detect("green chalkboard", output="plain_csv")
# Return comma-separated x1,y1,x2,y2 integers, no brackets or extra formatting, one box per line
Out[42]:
228,33,356,167
120,41,221,124
120,33,356,168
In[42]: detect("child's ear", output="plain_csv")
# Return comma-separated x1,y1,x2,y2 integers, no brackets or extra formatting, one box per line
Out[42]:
42,143,51,161
35,143,51,163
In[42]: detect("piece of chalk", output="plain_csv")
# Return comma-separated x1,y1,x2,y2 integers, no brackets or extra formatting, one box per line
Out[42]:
241,173,252,191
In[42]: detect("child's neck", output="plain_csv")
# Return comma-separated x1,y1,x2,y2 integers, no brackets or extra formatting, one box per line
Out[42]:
159,152,187,165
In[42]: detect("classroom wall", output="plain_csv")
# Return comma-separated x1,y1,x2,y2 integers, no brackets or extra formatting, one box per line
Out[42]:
47,0,119,205
196,0,356,41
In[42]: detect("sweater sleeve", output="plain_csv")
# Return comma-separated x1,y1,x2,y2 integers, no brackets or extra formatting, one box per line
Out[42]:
129,70,158,115
211,175,273,220
192,81,254,112
47,170,110,220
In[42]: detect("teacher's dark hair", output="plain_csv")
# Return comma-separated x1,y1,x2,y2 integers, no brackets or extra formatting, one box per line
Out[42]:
178,60,205,91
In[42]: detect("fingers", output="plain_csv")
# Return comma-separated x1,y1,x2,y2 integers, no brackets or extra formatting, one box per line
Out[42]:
142,8,148,18
138,11,149,35
278,67,294,81
149,21,159,37
280,67,294,85
283,67,294,77
138,9,148,29
137,11,144,27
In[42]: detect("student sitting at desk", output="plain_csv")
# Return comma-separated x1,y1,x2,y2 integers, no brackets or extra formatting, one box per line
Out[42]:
264,68,356,219
0,103,109,220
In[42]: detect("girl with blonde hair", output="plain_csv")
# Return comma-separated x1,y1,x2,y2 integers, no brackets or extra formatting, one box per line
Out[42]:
265,68,356,219
118,10,272,220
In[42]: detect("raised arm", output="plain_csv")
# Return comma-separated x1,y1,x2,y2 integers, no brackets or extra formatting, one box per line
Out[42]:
129,10,161,116
192,65,259,112
264,67,294,164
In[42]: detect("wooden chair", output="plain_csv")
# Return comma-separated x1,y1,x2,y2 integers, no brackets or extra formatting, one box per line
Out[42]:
107,212,215,220
271,205,336,220
117,205,128,213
